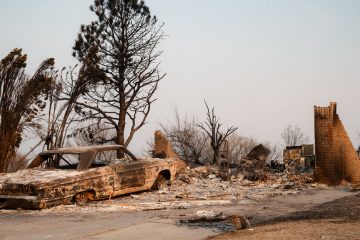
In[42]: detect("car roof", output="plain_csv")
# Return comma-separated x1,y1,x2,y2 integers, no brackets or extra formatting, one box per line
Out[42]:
38,145,127,155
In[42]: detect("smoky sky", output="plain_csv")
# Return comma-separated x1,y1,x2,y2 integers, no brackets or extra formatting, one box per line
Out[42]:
1,0,360,154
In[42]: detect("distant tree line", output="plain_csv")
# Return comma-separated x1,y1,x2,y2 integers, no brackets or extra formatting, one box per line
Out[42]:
159,104,284,167
159,108,310,167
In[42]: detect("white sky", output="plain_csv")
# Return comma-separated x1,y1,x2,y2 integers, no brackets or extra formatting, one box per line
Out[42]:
1,0,360,154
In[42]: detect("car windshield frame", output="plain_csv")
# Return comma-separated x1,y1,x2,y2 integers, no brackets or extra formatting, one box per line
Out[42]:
28,145,137,170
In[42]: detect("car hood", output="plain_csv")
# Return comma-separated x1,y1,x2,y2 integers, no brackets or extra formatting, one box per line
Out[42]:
0,168,88,188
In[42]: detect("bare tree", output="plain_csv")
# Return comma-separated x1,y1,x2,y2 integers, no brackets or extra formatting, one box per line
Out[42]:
226,133,258,164
42,47,107,150
0,49,54,172
73,0,165,157
160,108,207,165
57,51,105,148
281,125,309,147
198,101,238,165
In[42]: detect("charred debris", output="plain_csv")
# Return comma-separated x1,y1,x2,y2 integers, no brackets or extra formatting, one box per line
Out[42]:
154,131,314,189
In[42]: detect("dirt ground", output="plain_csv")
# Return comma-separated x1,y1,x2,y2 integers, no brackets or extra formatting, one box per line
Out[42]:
209,192,360,240
209,220,360,240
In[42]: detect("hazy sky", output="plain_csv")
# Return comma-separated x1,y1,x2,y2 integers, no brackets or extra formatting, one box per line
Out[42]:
1,0,360,153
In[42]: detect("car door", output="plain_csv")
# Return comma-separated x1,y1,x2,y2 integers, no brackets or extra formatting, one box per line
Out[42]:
113,161,146,191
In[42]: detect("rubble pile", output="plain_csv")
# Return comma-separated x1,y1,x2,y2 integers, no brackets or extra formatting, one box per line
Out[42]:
104,168,311,212
238,158,268,182
119,164,314,205
285,171,314,184
237,144,271,181
88,155,316,212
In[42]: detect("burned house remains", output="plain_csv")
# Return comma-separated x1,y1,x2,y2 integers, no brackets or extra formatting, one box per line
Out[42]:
283,144,315,170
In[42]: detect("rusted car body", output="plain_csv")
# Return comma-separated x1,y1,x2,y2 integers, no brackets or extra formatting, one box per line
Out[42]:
0,145,177,209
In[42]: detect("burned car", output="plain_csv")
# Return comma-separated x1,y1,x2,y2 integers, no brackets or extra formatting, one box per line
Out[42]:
0,145,177,209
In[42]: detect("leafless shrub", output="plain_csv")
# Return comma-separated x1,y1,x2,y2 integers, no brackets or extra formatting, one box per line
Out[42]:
71,122,117,146
227,133,258,164
264,142,282,162
160,109,208,165
140,138,155,157
281,125,309,147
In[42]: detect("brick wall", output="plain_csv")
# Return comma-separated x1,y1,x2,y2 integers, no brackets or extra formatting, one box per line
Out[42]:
314,102,360,184
153,130,179,160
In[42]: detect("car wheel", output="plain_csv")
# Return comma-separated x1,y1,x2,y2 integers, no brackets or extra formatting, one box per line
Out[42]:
74,192,88,206
153,175,168,190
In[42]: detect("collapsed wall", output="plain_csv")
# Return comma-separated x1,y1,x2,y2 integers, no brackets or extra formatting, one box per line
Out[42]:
153,130,179,160
314,102,360,184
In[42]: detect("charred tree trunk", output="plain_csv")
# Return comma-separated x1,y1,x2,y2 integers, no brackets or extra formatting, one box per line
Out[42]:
213,148,220,165
117,93,126,158
198,101,237,166
55,103,73,148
